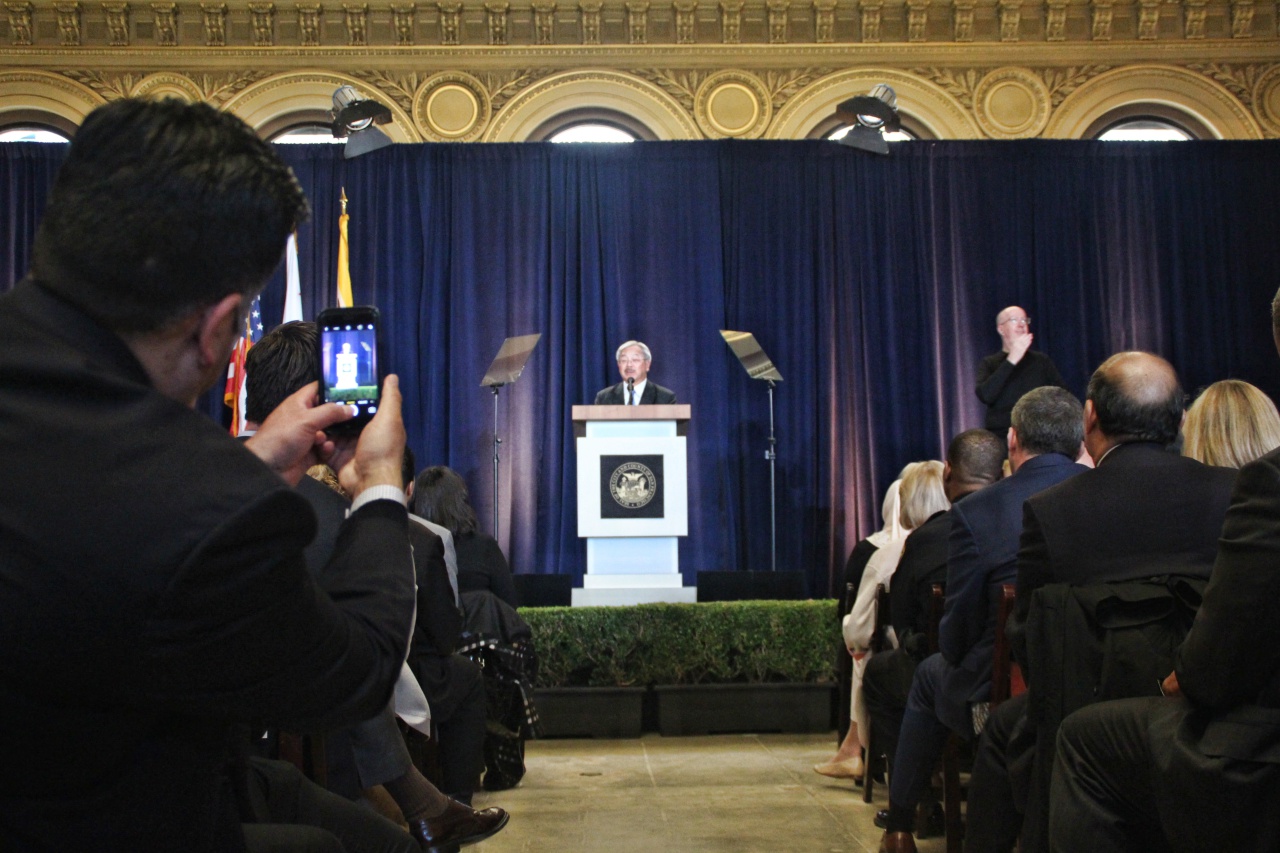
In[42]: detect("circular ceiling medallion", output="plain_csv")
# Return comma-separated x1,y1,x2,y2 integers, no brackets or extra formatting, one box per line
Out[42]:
973,67,1051,139
1253,66,1280,136
694,71,771,139
415,72,490,142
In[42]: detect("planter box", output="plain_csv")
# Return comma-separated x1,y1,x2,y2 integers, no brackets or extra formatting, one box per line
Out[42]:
534,686,646,738
655,682,835,736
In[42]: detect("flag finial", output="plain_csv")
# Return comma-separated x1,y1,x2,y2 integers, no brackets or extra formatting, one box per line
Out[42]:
340,187,348,215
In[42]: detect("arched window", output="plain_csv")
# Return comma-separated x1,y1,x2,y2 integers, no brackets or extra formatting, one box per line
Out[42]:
1086,105,1209,141
269,123,345,144
0,125,70,143
528,108,654,142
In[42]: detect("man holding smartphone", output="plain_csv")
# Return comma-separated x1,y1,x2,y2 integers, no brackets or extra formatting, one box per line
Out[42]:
0,99,418,852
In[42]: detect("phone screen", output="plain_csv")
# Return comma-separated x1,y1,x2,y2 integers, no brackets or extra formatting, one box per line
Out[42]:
318,308,380,425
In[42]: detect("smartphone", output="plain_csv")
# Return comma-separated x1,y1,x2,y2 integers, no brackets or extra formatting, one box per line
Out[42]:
317,306,382,435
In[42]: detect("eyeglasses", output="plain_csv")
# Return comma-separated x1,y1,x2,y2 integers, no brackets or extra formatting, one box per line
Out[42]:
1000,317,1031,327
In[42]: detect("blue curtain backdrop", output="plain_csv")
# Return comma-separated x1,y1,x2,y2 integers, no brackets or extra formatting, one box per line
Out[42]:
4,139,1280,597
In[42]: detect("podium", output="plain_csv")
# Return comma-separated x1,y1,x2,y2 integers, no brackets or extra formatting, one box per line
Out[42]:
572,404,697,606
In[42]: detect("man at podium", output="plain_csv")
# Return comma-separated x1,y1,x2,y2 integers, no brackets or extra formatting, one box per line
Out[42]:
594,340,677,405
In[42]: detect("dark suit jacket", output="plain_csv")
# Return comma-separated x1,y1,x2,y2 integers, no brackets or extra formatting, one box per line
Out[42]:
455,531,519,608
891,507,954,655
593,381,677,405
934,453,1087,733
1012,440,1237,670
0,280,416,852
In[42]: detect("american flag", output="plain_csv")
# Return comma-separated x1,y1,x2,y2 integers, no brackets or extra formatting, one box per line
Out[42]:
224,295,264,436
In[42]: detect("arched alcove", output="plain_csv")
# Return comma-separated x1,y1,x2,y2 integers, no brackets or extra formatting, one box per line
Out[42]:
222,72,419,143
769,69,980,140
485,70,698,142
1044,65,1261,140
0,71,104,135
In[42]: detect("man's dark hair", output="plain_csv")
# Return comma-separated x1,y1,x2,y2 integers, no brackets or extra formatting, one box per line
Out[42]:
412,466,479,537
244,321,318,424
31,98,309,334
402,446,416,491
946,428,1005,488
1085,352,1184,446
1011,387,1085,458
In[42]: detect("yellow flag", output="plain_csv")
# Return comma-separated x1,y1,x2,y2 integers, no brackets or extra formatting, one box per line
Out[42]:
336,188,353,307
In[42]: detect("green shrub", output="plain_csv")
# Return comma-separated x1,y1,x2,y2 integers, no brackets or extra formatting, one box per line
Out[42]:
523,600,839,688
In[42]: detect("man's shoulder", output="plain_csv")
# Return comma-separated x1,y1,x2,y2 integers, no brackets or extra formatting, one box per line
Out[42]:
594,383,621,404
651,382,677,403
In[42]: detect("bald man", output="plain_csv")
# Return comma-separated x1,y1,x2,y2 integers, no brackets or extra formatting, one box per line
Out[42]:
955,352,1237,853
975,306,1065,434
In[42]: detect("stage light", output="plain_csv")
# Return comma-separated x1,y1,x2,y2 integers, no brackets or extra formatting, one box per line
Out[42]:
833,84,901,156
330,86,393,159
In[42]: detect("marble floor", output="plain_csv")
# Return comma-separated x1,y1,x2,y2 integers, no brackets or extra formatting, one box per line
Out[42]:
469,733,949,853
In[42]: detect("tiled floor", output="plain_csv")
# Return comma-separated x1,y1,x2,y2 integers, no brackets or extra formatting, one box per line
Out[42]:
469,733,948,853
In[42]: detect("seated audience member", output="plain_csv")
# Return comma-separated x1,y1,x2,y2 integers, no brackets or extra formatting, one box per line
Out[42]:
0,98,418,852
414,465,519,608
836,474,910,743
401,459,489,809
863,430,1005,781
1181,378,1280,468
1049,292,1280,853
962,352,1237,853
877,388,1087,853
243,322,508,851
815,460,947,780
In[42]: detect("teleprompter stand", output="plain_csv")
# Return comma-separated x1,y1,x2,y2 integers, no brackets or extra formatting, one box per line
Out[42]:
479,333,541,540
720,330,785,573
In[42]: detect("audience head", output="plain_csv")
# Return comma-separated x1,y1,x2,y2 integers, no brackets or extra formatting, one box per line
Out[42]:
32,98,308,335
306,464,348,499
868,476,908,548
402,446,416,491
1084,352,1184,456
1010,387,1086,469
413,465,480,537
1181,380,1280,469
244,321,319,426
944,429,1005,500
1273,284,1280,356
898,460,949,530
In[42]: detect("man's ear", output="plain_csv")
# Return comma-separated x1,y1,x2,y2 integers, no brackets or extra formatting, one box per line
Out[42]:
196,293,249,369
1007,427,1019,456
1083,399,1099,434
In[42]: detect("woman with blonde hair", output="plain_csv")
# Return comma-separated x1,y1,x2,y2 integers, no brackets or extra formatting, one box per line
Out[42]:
815,460,950,780
1182,379,1280,469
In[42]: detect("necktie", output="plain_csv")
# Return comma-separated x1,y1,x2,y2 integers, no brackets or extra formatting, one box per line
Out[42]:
629,387,636,406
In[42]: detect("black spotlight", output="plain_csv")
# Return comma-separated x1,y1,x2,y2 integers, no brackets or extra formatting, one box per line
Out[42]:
833,84,901,155
331,85,393,159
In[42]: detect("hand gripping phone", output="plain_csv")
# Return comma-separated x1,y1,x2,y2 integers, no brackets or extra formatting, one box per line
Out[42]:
316,306,382,435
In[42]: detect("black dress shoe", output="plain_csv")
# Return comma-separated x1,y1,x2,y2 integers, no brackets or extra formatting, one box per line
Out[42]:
407,799,510,853
875,808,889,829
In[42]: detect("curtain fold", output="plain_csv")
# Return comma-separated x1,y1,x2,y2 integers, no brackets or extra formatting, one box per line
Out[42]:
4,138,1279,597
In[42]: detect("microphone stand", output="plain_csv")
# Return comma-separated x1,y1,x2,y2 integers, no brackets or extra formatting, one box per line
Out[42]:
766,379,777,574
491,384,503,539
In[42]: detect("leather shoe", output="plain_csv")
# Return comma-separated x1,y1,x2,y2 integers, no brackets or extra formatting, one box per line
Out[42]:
874,808,889,829
879,831,918,853
408,798,509,853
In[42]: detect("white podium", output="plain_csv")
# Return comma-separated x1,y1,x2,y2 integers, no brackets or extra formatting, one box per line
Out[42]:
572,404,697,606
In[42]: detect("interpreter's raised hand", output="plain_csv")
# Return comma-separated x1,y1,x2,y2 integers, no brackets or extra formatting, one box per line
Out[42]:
1007,330,1033,365
244,381,354,486
334,374,407,499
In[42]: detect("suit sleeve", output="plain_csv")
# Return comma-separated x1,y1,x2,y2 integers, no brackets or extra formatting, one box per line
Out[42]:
940,508,983,666
594,387,610,404
1011,499,1051,673
1176,455,1280,712
140,493,415,731
411,524,464,656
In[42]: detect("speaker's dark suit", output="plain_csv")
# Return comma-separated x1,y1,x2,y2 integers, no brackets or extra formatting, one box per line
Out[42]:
0,281,416,852
593,381,677,405
1052,446,1280,852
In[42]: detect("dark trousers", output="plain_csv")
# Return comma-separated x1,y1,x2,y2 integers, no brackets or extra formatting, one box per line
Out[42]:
324,703,415,800
243,758,416,853
1051,697,1280,853
862,647,917,765
887,653,959,814
964,693,1033,853
415,652,487,802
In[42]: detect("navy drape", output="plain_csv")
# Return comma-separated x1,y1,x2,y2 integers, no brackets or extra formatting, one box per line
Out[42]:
5,139,1279,597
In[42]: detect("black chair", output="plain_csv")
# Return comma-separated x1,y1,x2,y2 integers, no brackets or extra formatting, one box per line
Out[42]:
512,573,572,607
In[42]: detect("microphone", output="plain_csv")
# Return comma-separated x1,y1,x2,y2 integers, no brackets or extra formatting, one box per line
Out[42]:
626,377,634,392
626,376,635,405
